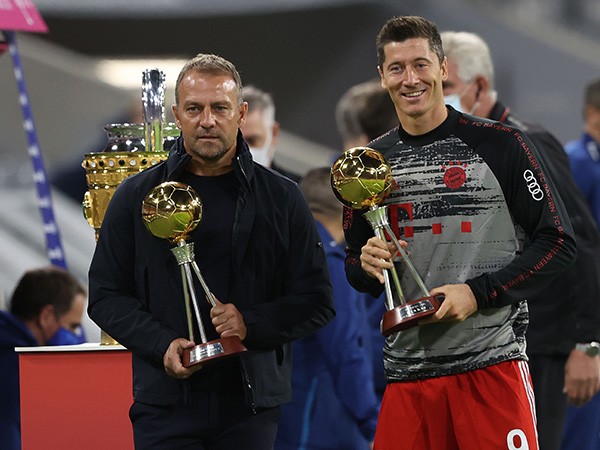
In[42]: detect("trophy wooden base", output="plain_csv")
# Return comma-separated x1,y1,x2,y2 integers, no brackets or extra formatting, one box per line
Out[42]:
381,295,443,336
183,335,248,368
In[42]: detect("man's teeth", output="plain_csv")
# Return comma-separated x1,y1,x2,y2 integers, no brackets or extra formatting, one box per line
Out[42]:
404,91,424,97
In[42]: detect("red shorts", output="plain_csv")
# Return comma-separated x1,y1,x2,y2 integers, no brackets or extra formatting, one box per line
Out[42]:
373,360,538,450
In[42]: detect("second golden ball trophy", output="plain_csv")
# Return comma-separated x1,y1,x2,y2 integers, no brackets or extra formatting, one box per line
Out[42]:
331,147,442,336
142,181,248,367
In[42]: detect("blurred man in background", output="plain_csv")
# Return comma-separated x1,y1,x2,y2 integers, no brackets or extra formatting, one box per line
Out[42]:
561,75,600,450
441,31,600,450
0,266,86,450
334,78,398,402
240,85,299,181
275,167,379,450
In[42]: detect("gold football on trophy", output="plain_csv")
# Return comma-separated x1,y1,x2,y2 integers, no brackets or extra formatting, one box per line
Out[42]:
142,181,202,242
330,147,394,209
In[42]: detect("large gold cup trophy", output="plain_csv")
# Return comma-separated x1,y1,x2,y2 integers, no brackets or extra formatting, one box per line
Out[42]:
142,181,248,367
82,68,175,345
331,147,442,336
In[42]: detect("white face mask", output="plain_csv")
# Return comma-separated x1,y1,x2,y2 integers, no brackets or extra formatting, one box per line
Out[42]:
249,132,274,167
444,93,464,112
444,80,479,115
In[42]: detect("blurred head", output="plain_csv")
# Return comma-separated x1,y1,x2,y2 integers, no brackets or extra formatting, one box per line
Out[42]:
376,16,448,132
240,85,280,167
336,79,397,149
583,77,600,142
10,266,86,345
172,54,247,167
441,31,497,117
299,167,344,244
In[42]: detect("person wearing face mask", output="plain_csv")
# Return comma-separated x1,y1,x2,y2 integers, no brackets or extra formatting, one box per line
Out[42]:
240,85,300,181
442,30,600,450
0,266,87,450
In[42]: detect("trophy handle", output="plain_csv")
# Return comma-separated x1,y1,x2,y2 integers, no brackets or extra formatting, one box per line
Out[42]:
372,227,407,309
182,261,208,344
382,223,430,298
190,260,217,307
172,242,209,344
364,206,430,298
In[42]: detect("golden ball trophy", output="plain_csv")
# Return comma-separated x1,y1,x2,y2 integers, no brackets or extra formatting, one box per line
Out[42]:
331,147,441,336
142,181,248,367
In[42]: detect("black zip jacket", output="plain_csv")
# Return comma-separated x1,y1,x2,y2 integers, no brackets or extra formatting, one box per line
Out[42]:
88,131,335,407
490,102,600,354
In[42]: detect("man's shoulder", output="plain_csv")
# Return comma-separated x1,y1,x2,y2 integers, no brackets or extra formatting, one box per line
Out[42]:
0,311,36,347
565,137,588,157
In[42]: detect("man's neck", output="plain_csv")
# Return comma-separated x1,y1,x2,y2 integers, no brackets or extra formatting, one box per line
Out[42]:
585,124,600,146
185,149,236,176
314,213,344,245
399,103,448,136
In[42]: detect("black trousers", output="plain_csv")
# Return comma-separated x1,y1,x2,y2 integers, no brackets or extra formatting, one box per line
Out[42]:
129,390,280,450
528,354,568,450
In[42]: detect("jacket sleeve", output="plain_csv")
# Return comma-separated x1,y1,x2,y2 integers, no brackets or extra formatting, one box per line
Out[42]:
87,178,179,366
530,131,600,344
241,186,335,349
466,128,577,309
343,205,386,298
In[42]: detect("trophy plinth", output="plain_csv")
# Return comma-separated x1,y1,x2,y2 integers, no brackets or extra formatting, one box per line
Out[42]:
183,335,248,368
331,147,442,335
381,295,443,336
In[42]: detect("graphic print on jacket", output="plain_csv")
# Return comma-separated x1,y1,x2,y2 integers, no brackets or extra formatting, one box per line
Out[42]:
381,134,528,382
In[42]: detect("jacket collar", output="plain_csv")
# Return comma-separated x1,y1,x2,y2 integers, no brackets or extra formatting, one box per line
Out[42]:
166,130,254,186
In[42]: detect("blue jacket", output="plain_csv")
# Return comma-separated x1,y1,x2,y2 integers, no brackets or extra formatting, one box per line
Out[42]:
88,132,335,407
565,133,600,230
0,311,37,450
275,222,379,450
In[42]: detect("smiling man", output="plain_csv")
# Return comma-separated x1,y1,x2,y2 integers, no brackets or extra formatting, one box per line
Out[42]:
343,16,577,450
88,53,335,450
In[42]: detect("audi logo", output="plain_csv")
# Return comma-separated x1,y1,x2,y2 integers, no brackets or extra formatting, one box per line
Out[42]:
523,169,544,201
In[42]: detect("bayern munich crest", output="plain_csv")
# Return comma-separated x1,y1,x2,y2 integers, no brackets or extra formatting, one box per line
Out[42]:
442,161,467,189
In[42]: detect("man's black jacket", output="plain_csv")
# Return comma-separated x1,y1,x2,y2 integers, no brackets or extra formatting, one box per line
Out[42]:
490,102,600,354
88,132,335,407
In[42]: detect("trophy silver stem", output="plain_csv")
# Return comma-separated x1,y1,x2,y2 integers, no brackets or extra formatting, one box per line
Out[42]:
191,261,217,307
372,227,406,309
171,242,208,344
363,206,431,299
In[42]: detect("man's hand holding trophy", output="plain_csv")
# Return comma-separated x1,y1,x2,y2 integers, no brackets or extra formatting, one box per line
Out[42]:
331,147,443,336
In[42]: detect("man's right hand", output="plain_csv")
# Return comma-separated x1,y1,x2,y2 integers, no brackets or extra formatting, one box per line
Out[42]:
360,236,400,284
163,338,203,379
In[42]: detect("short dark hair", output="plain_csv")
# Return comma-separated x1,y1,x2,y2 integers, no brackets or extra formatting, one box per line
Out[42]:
584,77,600,110
299,167,343,219
175,53,243,106
10,266,86,321
376,16,444,66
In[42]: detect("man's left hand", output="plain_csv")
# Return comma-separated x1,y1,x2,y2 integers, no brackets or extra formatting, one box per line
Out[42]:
210,297,247,341
564,349,600,407
418,283,478,325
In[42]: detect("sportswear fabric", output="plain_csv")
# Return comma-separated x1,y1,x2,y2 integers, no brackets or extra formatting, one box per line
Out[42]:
88,131,335,409
344,106,576,383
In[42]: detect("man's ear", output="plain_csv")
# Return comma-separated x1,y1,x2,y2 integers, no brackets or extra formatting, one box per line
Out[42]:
474,75,490,96
378,66,387,89
38,304,56,330
172,104,181,129
271,121,281,147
